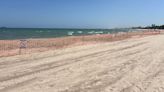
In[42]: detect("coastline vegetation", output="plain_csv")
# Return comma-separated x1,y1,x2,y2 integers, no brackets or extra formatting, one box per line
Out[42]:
132,24,164,29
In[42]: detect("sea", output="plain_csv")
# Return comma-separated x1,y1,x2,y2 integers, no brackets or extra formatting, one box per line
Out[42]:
0,28,134,40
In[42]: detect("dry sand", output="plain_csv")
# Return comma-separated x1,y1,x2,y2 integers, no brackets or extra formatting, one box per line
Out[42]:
0,34,164,92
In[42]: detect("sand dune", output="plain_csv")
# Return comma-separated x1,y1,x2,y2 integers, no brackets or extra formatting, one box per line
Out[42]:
0,34,164,92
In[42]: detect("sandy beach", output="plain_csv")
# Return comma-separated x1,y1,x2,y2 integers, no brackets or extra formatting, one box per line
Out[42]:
0,32,164,92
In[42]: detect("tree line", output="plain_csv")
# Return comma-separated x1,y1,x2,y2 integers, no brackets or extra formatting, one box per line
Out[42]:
132,24,164,29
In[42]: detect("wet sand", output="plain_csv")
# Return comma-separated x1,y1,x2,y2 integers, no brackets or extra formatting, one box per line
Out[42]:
0,33,164,92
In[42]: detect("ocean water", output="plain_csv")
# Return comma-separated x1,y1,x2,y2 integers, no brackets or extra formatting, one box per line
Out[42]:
0,28,132,40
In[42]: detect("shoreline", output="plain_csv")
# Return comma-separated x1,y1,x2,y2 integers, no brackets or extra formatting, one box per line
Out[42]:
0,29,163,57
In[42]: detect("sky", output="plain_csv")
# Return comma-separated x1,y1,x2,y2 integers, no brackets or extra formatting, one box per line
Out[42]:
0,0,164,28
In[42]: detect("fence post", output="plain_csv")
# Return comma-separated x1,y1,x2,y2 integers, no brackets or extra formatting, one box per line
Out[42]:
82,35,84,44
19,39,27,55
